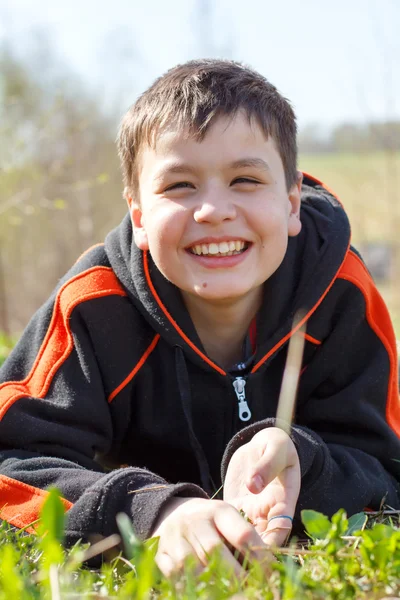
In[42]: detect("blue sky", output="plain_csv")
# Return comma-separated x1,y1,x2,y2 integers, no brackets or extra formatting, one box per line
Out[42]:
1,0,399,130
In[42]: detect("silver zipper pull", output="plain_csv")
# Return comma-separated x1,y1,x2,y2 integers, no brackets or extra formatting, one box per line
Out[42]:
232,377,252,422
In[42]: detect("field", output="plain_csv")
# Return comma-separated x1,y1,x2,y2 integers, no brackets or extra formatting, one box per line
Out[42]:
299,151,400,334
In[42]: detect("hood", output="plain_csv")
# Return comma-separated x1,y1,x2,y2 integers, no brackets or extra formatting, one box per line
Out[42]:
105,174,351,375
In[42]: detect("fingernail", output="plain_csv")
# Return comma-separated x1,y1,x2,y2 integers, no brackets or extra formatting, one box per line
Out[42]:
250,475,264,493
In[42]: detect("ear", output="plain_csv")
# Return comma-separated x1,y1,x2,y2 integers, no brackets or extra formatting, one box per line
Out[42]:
288,171,302,237
126,194,149,251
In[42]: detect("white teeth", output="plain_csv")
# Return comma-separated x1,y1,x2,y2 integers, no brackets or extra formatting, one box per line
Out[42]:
190,240,247,256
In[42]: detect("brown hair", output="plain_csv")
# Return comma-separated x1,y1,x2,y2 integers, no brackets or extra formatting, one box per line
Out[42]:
118,59,298,198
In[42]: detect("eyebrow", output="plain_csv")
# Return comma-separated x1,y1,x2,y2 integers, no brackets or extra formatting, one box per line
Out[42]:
153,157,271,181
229,158,271,172
153,163,198,182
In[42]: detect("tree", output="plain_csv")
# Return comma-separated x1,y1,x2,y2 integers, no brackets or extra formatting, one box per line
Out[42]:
0,36,126,333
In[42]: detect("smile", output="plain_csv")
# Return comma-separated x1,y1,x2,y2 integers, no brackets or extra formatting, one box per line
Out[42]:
189,240,249,257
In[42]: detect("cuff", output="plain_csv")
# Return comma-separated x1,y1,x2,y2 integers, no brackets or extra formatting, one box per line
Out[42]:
220,418,324,485
65,466,208,545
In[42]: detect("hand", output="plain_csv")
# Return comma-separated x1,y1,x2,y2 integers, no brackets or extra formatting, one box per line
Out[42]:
152,496,272,578
223,427,301,547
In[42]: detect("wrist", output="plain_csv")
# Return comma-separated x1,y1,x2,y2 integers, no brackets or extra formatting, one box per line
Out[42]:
152,496,195,536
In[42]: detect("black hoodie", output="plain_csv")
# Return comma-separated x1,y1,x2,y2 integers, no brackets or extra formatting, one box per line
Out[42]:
0,174,399,545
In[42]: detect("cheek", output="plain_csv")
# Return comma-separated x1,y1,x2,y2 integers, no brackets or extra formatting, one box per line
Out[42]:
143,204,186,254
254,201,290,236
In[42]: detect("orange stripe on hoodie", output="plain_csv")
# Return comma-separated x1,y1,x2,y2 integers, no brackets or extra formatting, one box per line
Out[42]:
302,171,344,207
143,251,226,375
338,250,400,437
108,333,161,402
0,266,127,419
302,333,321,345
0,474,72,533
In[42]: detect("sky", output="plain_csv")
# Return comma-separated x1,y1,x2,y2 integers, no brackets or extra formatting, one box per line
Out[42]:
1,0,399,131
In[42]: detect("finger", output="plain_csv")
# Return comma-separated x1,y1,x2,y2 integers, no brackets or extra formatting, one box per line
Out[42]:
260,515,293,548
247,437,298,494
156,552,176,578
188,524,246,579
261,523,292,548
214,505,273,567
155,537,201,578
216,544,247,579
247,449,289,494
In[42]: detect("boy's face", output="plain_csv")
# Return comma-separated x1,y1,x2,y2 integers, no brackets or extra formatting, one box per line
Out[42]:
128,112,302,307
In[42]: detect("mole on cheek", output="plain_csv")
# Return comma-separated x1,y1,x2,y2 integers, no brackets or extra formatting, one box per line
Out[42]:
202,282,207,288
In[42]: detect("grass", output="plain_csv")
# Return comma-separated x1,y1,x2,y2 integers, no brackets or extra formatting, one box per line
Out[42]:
0,332,14,368
1,489,399,599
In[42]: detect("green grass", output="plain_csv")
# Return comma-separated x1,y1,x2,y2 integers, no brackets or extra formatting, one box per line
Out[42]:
0,489,399,599
0,332,13,369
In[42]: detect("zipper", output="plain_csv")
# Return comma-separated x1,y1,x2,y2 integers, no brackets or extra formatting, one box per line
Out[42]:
232,376,252,422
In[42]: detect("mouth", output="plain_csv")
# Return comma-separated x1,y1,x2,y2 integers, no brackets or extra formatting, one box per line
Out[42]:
187,240,250,257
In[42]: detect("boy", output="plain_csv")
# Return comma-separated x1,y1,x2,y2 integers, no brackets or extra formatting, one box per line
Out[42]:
0,59,400,577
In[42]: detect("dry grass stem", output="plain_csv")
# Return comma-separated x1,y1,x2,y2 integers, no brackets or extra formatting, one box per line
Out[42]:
128,485,169,495
114,555,136,571
81,533,121,562
364,509,400,516
276,312,306,433
49,564,61,600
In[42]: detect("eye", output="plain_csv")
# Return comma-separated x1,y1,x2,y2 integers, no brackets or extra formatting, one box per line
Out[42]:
165,181,194,191
231,177,260,186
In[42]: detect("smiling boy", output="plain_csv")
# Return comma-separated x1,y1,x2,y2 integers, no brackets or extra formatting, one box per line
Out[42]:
131,111,301,371
0,59,400,577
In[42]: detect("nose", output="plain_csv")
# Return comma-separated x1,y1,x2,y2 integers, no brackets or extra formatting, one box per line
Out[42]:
193,190,237,224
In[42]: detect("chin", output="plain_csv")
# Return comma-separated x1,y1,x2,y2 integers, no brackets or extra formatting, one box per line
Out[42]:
193,285,251,302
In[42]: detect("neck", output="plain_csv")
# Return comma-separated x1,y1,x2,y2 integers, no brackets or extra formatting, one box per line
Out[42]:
182,290,262,370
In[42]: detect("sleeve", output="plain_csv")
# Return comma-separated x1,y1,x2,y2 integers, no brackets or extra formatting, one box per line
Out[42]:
0,268,207,547
221,250,400,533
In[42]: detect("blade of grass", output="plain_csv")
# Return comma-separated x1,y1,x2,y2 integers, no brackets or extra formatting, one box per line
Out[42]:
49,564,61,600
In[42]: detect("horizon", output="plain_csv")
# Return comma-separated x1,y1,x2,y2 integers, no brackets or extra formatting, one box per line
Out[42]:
1,0,399,131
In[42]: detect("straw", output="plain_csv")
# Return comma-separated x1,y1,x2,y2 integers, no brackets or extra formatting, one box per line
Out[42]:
275,312,306,434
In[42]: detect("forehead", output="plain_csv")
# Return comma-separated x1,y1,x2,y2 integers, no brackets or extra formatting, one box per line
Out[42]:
138,113,282,178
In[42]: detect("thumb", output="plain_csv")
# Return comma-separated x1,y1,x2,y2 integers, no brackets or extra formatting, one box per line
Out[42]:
246,440,293,494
